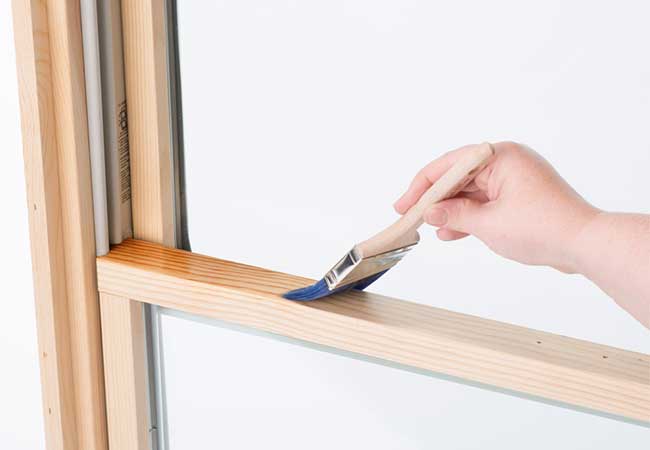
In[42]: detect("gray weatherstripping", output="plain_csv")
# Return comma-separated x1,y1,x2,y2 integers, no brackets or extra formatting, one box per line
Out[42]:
80,0,110,256
97,0,133,245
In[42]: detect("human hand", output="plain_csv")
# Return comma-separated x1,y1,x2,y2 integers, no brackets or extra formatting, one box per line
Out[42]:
394,142,599,273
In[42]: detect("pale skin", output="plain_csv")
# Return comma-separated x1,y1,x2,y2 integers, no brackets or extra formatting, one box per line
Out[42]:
394,142,650,329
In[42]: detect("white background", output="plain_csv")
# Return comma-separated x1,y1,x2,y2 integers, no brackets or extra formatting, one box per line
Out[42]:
1,0,649,449
173,0,650,449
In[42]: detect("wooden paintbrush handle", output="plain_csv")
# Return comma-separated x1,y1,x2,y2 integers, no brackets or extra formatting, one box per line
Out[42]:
358,143,494,257
406,142,494,225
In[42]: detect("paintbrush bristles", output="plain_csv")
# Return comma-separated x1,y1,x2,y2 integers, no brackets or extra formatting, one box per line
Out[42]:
282,270,388,301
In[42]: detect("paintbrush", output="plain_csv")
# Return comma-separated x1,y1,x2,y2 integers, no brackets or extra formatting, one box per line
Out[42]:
283,143,494,301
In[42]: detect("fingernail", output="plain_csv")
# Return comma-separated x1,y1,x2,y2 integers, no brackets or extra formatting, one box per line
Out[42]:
426,208,447,226
393,197,405,213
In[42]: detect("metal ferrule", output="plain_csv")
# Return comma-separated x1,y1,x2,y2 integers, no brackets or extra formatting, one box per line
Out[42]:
324,244,417,290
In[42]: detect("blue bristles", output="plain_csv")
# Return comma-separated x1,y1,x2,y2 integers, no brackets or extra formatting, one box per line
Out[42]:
283,269,388,301
282,279,331,301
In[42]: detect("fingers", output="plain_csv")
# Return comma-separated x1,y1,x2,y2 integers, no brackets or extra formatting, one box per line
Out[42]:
423,197,487,236
394,144,497,214
457,189,489,203
461,180,481,192
393,150,459,214
473,164,492,192
436,228,469,241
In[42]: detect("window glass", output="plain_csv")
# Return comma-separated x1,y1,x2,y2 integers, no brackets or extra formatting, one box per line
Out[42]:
169,1,650,447
159,309,648,449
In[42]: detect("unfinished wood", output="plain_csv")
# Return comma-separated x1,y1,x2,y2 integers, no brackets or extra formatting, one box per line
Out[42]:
100,294,150,450
13,0,107,449
100,1,177,448
13,1,77,447
97,239,650,424
46,1,107,448
100,293,151,450
121,0,175,246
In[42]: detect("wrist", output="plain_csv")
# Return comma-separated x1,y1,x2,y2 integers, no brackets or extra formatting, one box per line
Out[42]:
562,209,607,276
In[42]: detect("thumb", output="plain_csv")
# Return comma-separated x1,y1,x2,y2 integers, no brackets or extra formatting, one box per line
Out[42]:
423,197,487,235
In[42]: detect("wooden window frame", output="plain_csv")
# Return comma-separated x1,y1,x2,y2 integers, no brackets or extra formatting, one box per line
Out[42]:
13,0,650,449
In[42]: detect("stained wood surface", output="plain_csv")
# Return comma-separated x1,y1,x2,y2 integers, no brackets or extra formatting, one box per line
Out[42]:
98,239,650,424
13,0,107,448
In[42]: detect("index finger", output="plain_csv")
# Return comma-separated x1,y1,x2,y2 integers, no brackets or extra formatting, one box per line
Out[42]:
393,144,484,214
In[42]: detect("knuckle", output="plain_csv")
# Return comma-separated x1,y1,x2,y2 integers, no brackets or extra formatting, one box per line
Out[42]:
495,141,524,157
412,168,429,185
494,141,538,170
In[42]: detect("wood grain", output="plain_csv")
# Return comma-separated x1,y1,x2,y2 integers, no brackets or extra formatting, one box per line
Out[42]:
47,1,107,448
121,0,175,246
13,0,107,448
98,239,650,425
13,1,77,447
100,294,151,450
100,2,177,448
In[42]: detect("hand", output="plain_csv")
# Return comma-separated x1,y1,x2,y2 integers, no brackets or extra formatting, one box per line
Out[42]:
394,142,599,273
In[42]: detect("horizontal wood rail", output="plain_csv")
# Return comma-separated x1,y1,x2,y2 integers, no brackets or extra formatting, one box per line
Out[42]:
97,239,650,425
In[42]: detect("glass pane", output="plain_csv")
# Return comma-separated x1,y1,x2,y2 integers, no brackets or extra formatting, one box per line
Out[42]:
166,0,649,447
157,308,648,449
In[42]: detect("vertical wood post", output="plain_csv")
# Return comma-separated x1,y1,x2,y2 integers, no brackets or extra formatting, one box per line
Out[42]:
100,295,151,450
100,0,176,448
13,0,108,448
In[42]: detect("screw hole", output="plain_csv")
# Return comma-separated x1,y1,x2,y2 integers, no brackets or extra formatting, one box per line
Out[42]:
602,355,608,359
536,341,542,344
